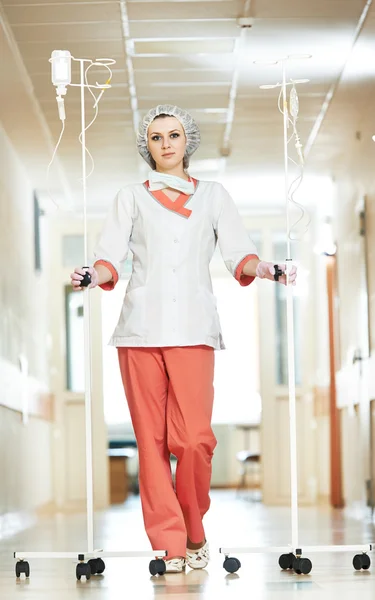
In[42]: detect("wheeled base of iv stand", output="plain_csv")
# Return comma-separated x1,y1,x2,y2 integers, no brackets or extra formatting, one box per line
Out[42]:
14,550,168,580
219,543,374,575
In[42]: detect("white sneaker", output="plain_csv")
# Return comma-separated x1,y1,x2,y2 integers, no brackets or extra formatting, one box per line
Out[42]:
186,541,210,569
164,557,186,573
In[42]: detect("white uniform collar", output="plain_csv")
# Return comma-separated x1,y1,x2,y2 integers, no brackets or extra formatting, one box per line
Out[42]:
148,170,195,195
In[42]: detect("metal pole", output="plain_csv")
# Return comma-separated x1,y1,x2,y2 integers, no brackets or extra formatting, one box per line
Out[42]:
282,59,299,550
80,58,94,554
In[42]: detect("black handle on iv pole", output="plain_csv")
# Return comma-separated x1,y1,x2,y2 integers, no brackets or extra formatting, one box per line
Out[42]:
273,265,284,281
80,267,91,288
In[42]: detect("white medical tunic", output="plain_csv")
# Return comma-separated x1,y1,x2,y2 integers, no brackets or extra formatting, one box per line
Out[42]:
94,180,258,350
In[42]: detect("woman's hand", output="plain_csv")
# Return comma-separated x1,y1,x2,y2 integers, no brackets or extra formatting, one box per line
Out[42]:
70,266,99,291
255,261,297,286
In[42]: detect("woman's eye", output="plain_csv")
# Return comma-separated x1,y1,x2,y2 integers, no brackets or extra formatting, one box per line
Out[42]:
151,133,179,141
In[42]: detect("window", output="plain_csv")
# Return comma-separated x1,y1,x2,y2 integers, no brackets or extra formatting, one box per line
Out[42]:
62,235,84,268
101,280,129,424
212,274,261,425
273,236,301,386
65,286,84,392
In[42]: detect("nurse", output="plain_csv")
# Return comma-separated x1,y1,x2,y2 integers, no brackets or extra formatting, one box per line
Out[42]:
70,104,297,573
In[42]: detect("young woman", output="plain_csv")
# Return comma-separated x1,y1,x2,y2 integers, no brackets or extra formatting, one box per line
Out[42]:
71,104,297,573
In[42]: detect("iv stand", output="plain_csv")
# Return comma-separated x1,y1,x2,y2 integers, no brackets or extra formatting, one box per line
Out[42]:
14,53,167,580
219,54,374,575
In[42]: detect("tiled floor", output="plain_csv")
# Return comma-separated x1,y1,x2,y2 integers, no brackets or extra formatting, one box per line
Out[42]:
1,490,375,599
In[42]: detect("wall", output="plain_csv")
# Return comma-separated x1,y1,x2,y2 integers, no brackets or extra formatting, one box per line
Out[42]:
0,409,52,514
333,151,375,507
312,202,335,503
0,124,53,519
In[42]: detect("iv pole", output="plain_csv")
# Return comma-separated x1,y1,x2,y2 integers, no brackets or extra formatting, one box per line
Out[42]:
14,51,167,580
219,54,374,575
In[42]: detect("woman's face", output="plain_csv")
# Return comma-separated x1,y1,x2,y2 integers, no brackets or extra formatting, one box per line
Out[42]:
147,116,187,171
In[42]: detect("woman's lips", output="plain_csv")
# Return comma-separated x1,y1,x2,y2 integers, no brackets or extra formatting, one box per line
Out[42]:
162,153,175,157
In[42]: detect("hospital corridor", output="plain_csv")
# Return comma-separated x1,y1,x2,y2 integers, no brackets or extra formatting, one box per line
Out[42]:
0,1,375,599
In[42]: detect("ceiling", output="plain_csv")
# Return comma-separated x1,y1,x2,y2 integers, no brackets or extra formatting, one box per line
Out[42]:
0,0,374,214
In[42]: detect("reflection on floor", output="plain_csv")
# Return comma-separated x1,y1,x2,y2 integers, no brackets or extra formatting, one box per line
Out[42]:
1,490,375,599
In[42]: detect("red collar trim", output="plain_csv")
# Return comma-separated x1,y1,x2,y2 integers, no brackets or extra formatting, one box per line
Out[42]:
144,178,197,218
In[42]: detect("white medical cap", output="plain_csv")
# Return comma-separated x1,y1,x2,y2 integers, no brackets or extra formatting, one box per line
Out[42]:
136,104,200,169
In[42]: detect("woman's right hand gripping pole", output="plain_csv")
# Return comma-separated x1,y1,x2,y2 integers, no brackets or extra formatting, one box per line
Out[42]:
70,266,99,291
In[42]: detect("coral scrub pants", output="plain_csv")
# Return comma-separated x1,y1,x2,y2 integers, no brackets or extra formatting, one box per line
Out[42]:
117,345,217,560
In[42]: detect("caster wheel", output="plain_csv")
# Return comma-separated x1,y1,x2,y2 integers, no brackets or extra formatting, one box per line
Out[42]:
223,557,241,573
362,555,371,570
293,557,312,575
76,562,91,581
96,558,106,574
149,559,166,576
15,561,30,578
88,559,98,575
279,553,294,570
353,554,371,571
293,557,302,575
300,558,312,574
88,558,105,575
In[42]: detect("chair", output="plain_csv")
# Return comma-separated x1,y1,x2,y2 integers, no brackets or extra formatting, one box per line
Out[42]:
236,450,261,501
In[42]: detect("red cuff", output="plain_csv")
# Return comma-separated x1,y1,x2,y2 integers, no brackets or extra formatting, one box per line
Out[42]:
235,254,259,287
94,260,119,291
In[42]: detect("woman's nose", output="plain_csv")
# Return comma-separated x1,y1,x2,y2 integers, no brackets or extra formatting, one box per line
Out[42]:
161,137,170,149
